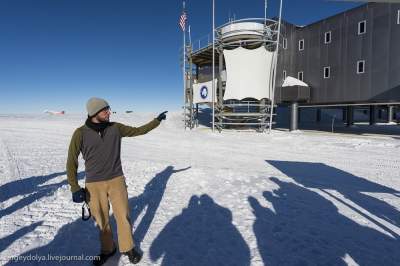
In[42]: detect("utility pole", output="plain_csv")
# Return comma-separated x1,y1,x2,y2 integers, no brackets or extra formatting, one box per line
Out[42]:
212,0,215,132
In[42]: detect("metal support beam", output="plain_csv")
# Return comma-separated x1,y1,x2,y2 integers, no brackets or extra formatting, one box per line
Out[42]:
298,106,301,123
316,108,321,123
369,105,376,125
189,49,194,129
346,106,354,127
260,99,266,113
182,4,187,130
218,50,223,107
195,65,199,127
342,107,347,122
388,105,394,123
212,0,215,132
290,102,299,131
300,102,400,108
196,103,199,127
268,0,283,134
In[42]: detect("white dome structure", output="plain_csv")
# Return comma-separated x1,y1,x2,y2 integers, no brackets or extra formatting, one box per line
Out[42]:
220,22,265,42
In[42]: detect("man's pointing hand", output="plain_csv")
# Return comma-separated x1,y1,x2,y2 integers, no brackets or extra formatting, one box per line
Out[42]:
157,111,168,121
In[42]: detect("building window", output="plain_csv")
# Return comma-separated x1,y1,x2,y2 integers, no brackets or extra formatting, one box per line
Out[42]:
324,67,330,79
325,31,331,44
283,38,287,49
397,10,400,25
298,71,304,81
358,20,366,35
298,39,304,51
283,70,287,80
357,60,365,74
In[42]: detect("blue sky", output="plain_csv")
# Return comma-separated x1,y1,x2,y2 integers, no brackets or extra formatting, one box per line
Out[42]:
0,0,361,114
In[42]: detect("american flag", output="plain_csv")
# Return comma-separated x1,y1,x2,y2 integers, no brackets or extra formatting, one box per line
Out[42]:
179,12,187,31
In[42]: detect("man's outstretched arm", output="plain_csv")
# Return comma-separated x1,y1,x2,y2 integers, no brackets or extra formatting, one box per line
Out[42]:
116,111,167,137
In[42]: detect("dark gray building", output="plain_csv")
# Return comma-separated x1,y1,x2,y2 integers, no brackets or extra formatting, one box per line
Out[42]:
277,3,400,105
189,3,400,131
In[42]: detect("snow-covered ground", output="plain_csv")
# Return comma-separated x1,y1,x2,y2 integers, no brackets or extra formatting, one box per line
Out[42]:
0,112,399,265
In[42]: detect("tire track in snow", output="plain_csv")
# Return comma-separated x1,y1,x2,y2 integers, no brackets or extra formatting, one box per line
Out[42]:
0,182,81,260
0,137,22,181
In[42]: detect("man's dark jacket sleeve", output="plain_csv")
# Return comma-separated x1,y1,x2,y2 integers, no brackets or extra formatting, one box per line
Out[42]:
66,128,82,193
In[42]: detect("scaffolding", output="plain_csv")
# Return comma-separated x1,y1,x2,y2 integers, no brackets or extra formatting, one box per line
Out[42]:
183,16,282,132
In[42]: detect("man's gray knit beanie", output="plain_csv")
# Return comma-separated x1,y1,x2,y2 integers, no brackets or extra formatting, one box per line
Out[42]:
86,97,109,117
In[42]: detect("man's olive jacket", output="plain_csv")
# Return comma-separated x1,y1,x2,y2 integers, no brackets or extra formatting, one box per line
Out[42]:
66,119,160,192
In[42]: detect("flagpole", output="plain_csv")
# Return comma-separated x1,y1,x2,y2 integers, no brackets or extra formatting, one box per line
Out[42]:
269,0,283,133
183,1,187,130
188,25,192,46
264,0,267,24
212,0,215,132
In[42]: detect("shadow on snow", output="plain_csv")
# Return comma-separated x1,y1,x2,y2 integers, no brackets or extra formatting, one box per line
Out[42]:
3,166,185,265
149,194,251,266
267,160,400,229
246,160,400,266
0,171,85,219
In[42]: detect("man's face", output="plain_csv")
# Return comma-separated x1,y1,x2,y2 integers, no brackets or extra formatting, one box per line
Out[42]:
95,107,111,122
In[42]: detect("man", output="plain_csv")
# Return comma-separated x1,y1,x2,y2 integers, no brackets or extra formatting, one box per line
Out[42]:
66,97,167,265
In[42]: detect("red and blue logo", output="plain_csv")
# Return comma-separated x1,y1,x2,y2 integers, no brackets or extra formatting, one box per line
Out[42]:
200,86,208,99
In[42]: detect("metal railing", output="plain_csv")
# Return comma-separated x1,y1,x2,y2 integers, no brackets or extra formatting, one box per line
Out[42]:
191,34,212,54
190,18,280,54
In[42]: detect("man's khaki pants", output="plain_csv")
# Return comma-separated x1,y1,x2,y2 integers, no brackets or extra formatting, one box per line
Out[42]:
86,175,134,253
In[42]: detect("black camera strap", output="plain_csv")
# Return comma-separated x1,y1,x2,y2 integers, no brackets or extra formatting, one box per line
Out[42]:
82,187,91,221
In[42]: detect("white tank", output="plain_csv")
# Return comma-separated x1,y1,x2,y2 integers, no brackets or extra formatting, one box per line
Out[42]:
220,22,264,42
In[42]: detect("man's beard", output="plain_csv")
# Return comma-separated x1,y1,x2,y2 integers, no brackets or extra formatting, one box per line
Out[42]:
97,115,110,123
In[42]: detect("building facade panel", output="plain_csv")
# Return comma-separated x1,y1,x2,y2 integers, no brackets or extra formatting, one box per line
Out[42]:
277,3,400,105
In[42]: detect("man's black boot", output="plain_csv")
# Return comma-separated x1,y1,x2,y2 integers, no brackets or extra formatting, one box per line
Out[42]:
93,247,117,266
124,248,142,264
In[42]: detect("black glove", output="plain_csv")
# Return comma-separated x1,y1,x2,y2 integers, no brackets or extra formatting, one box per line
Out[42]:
72,188,86,203
157,111,168,121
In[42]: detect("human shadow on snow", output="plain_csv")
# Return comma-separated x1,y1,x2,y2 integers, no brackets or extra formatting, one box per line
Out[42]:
3,166,184,265
149,194,251,266
267,160,400,229
248,167,400,265
0,171,67,202
0,222,43,254
128,166,191,249
249,178,400,266
0,172,85,219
